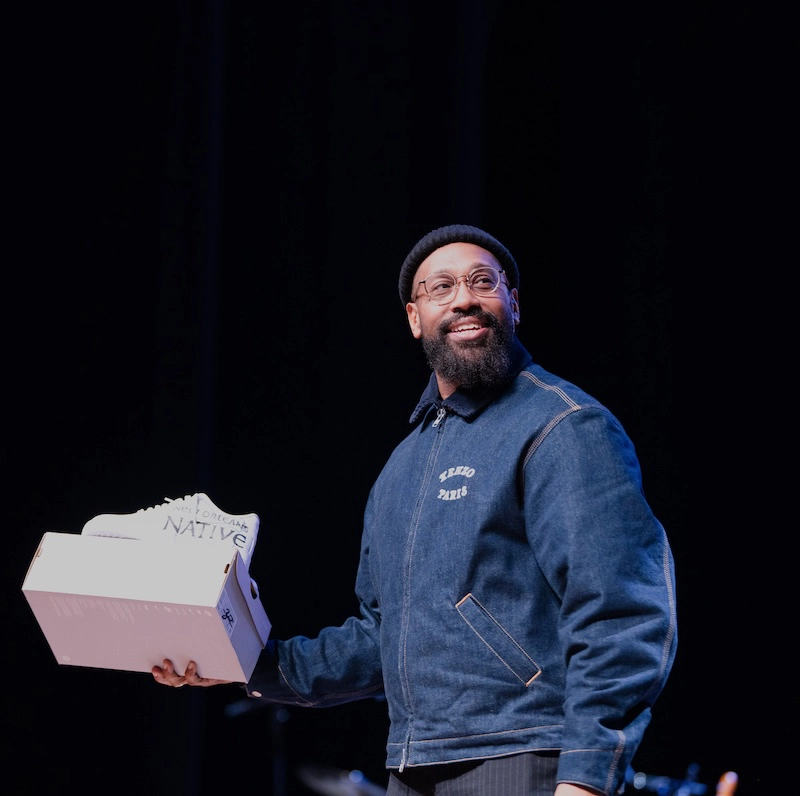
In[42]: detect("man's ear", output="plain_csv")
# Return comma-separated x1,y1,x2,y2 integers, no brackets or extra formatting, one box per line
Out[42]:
406,302,422,339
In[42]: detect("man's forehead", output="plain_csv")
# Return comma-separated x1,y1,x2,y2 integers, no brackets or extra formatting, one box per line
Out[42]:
415,242,501,277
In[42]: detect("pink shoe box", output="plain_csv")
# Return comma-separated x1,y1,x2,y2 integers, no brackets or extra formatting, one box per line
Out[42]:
22,532,271,683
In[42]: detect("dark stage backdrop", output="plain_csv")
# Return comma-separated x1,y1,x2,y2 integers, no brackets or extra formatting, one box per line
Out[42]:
6,3,777,795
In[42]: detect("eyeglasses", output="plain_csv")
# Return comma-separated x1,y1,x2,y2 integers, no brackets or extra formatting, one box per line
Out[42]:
414,267,507,305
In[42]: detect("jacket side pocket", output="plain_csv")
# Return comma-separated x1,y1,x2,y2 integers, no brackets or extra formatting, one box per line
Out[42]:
456,592,542,686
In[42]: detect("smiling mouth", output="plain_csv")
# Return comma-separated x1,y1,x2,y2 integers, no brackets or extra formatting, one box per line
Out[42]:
448,322,484,334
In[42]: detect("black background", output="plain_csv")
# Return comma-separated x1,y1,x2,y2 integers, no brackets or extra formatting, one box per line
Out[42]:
5,3,783,795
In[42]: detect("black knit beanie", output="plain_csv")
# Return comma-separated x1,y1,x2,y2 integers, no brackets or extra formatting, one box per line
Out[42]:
398,224,519,306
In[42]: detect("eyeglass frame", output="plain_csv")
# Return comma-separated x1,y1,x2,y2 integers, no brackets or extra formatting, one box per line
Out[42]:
413,267,508,305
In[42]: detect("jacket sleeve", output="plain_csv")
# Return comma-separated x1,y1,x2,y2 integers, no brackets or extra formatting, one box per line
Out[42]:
245,524,385,707
526,405,678,794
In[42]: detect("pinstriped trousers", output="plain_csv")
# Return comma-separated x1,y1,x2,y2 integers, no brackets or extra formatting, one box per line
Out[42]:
386,752,560,796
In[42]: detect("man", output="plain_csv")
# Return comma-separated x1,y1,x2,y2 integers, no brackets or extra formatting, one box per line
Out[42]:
155,224,678,796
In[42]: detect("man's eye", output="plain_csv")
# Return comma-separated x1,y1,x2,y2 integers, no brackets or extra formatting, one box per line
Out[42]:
471,270,496,287
428,280,453,295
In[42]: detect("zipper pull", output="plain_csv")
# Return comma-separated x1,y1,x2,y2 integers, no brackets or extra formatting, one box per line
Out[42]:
431,407,446,428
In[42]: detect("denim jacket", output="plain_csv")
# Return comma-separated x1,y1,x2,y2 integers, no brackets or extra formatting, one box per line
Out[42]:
248,339,677,795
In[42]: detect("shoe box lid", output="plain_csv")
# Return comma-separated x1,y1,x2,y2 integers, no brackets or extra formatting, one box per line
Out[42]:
21,531,272,683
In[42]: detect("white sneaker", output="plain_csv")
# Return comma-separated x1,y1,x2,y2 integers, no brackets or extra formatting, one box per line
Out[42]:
81,493,259,568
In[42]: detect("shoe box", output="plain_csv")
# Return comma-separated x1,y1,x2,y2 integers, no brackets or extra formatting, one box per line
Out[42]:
22,531,271,683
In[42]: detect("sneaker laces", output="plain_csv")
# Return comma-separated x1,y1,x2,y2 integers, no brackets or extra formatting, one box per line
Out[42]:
133,495,195,515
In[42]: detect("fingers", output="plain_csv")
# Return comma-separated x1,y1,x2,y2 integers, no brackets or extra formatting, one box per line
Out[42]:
151,658,177,686
151,659,232,688
151,658,194,687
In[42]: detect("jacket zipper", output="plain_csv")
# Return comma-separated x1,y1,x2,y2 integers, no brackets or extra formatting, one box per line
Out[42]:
399,405,446,773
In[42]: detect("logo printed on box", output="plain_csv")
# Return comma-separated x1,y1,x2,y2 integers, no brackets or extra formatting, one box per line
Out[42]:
217,592,237,637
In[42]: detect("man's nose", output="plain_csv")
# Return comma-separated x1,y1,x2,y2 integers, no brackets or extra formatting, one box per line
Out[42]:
450,275,480,308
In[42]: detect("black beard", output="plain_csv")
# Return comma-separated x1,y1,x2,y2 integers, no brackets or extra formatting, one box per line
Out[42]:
421,308,515,392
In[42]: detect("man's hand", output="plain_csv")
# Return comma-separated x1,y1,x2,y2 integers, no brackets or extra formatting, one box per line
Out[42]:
151,659,232,688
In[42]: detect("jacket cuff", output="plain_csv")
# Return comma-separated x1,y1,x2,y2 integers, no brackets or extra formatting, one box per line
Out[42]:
557,747,627,796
